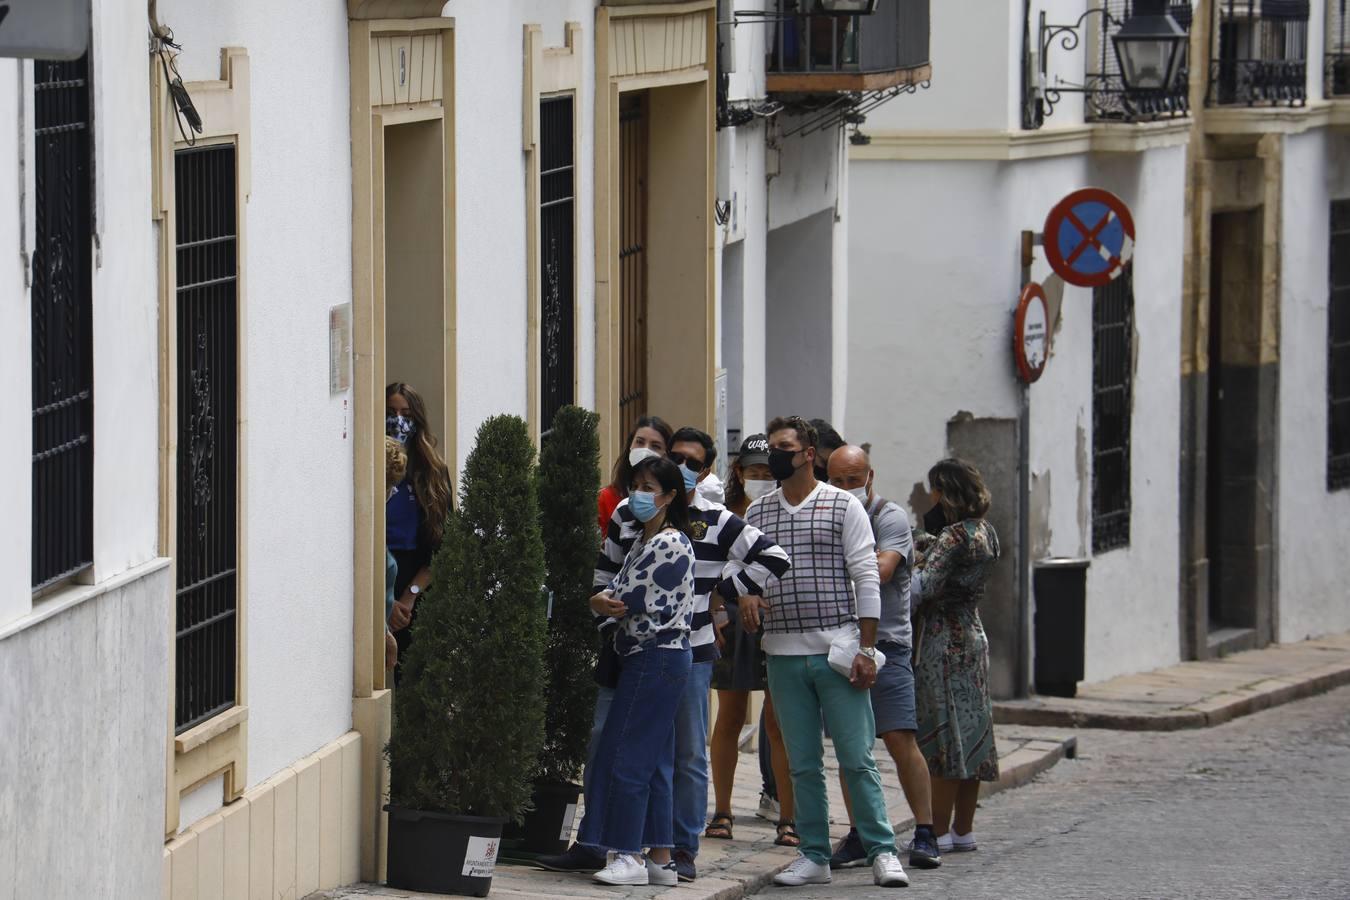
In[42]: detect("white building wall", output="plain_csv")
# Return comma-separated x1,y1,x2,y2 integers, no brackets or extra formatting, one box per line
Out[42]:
0,59,33,628
160,0,357,807
847,0,1188,685
1277,129,1350,642
0,2,170,895
450,3,598,463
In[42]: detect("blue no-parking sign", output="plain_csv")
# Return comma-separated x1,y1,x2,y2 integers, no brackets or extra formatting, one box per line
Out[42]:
1043,189,1135,288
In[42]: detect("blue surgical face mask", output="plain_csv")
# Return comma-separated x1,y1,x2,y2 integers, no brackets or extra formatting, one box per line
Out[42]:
630,490,664,523
386,414,417,445
680,465,700,493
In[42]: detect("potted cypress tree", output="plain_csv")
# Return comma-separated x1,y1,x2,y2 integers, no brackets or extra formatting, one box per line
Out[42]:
510,406,601,854
386,414,548,897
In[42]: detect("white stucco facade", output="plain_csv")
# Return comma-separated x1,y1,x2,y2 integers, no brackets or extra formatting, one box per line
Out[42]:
1278,128,1350,642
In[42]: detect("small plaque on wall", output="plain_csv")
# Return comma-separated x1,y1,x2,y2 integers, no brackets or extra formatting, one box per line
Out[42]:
330,304,352,394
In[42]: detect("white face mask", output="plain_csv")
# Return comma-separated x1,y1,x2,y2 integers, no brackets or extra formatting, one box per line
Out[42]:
629,447,659,468
848,486,869,505
743,479,776,501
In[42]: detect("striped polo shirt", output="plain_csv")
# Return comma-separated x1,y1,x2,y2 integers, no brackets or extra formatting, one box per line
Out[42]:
595,493,792,663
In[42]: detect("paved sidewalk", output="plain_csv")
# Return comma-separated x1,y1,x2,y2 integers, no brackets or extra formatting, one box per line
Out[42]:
995,631,1350,731
309,726,1076,900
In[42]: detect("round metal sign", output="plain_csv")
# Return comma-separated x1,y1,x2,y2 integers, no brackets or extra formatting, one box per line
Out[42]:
1043,188,1135,288
1014,282,1050,384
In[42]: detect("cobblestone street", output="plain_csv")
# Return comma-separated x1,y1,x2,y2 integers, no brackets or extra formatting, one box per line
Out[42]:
793,685,1350,900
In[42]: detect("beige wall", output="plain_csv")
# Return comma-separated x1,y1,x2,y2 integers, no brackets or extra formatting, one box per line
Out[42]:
646,79,714,433
384,118,449,442
593,1,716,468
165,732,363,900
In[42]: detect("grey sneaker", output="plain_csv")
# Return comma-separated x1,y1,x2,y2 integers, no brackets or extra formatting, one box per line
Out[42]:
672,849,697,883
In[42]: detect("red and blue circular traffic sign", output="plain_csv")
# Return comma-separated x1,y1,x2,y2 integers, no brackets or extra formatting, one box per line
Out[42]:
1043,188,1135,288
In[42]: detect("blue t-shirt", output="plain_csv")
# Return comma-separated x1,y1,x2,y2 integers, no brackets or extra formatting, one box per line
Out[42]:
386,479,421,551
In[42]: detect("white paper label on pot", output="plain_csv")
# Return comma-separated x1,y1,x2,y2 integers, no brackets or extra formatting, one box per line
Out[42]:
461,836,500,878
559,803,578,841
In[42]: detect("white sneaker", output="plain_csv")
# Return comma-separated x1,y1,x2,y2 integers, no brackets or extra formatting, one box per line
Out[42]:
645,856,679,886
871,852,909,888
773,855,832,887
936,831,977,853
756,791,781,821
593,852,649,885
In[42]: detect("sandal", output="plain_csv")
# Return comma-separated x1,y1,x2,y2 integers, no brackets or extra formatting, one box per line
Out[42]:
774,821,800,848
704,813,734,840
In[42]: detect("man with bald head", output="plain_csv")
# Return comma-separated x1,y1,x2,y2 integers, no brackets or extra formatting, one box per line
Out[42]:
827,446,941,871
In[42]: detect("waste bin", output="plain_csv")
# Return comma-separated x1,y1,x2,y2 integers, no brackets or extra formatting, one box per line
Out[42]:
1033,558,1090,698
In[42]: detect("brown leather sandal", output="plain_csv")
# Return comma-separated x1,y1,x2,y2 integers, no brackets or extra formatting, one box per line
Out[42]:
704,813,734,840
774,821,801,848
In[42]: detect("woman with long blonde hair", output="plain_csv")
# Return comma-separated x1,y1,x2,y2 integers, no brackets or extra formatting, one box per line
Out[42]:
385,382,452,662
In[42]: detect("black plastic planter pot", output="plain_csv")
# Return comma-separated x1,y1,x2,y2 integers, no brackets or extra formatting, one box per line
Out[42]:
385,805,507,897
502,781,583,856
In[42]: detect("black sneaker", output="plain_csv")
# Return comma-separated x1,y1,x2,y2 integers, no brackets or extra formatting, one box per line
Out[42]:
536,842,606,873
672,849,697,882
907,830,942,870
829,828,868,869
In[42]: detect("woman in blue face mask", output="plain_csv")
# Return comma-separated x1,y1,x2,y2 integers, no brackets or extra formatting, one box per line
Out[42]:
384,382,452,670
582,456,696,886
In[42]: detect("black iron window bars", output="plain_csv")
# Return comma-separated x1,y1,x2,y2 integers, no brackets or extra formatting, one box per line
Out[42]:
32,54,95,592
1208,0,1308,106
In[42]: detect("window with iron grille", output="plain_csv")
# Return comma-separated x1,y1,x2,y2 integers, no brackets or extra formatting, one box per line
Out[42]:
1093,265,1134,553
32,54,94,591
1331,0,1350,95
1330,200,1350,491
174,144,240,733
1085,2,1192,121
1209,0,1309,106
540,95,575,438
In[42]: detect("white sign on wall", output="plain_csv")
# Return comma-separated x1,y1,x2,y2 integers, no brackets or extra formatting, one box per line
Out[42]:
329,303,352,395
0,0,90,60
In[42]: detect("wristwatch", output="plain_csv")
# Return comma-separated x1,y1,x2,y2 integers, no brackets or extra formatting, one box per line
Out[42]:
408,584,422,599
859,645,877,661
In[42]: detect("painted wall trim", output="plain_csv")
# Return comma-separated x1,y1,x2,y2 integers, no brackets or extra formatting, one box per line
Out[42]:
0,556,171,642
849,120,1193,161
1204,101,1337,136
152,46,253,838
348,0,445,19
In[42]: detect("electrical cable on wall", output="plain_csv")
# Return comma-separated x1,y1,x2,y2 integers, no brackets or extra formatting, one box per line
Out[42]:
150,22,203,146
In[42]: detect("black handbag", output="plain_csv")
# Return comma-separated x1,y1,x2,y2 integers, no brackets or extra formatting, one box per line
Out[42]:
594,624,623,689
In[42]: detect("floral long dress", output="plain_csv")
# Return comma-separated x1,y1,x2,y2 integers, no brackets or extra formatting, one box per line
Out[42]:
912,518,1001,781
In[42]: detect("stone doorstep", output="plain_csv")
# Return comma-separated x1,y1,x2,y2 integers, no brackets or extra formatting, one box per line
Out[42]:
995,633,1350,732
308,734,1076,900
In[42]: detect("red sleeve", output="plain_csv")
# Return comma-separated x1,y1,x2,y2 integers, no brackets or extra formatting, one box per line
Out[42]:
597,486,620,534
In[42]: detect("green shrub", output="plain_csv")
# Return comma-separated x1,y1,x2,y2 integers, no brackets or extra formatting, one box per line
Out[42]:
388,414,548,820
535,406,601,785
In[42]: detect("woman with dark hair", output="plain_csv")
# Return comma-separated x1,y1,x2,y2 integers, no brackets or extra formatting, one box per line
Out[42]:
597,416,674,532
582,456,697,886
911,457,1000,855
385,382,452,658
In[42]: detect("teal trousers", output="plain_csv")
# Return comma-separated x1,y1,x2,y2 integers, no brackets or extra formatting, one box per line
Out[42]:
767,653,898,865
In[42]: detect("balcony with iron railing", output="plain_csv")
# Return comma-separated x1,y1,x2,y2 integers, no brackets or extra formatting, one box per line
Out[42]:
1207,0,1308,106
766,0,930,93
1084,2,1192,122
1329,0,1350,96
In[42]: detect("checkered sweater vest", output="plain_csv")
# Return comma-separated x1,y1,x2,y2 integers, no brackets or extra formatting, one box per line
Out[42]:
747,489,857,655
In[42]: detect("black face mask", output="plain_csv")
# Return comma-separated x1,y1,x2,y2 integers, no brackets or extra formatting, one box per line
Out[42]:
923,503,947,535
767,447,803,482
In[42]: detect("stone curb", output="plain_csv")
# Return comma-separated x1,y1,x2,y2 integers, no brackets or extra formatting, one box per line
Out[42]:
992,658,1350,732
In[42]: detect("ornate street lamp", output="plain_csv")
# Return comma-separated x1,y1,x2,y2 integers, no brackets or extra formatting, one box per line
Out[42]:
1111,0,1188,92
1029,0,1189,128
